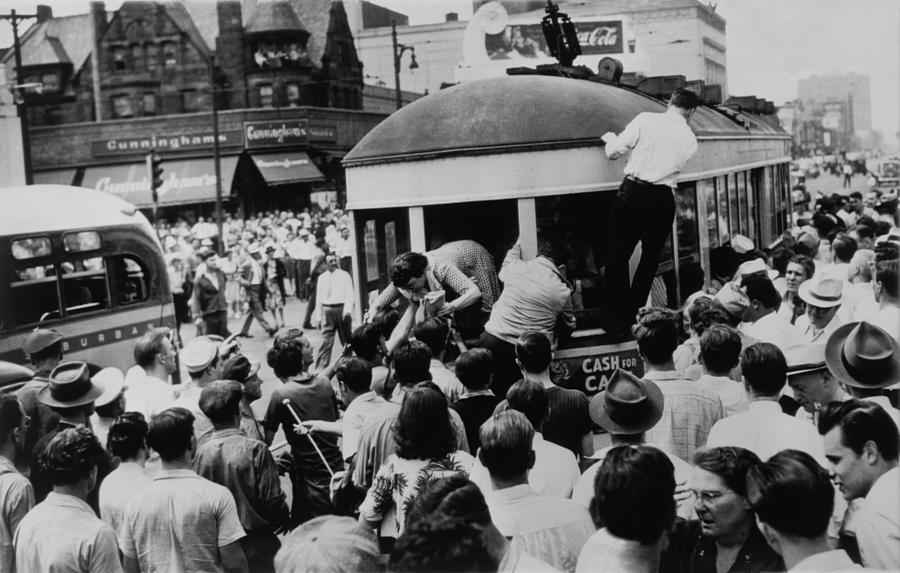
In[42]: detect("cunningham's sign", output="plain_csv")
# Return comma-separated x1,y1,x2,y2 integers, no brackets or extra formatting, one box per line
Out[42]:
244,120,337,148
92,131,242,157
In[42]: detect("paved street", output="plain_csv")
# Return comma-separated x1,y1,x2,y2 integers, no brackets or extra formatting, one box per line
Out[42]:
801,171,870,199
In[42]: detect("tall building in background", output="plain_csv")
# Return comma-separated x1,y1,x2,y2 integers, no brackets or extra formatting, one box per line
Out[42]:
798,73,872,150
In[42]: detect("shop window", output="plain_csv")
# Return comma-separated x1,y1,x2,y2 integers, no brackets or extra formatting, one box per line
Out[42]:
259,84,274,107
61,257,109,316
286,83,301,106
11,264,60,326
112,94,133,118
142,93,157,116
700,179,718,249
146,44,159,70
132,44,145,71
113,47,127,72
163,42,178,67
111,255,148,305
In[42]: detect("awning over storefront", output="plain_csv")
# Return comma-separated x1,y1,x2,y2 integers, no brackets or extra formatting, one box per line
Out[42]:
80,156,239,207
250,151,325,185
33,168,78,186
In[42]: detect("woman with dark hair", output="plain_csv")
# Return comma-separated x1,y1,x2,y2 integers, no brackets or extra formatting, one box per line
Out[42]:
776,255,815,325
663,446,784,573
358,385,474,537
264,330,344,525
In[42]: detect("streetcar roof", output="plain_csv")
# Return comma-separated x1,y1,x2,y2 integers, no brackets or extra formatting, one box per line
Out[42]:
0,185,154,237
345,75,785,166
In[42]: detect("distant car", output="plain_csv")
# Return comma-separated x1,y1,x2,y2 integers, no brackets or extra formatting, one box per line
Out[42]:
0,361,34,394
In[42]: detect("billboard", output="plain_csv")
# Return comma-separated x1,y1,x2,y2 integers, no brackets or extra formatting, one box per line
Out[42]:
485,20,624,60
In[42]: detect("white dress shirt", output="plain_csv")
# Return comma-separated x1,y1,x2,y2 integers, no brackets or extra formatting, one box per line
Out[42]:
471,432,581,499
789,549,860,572
793,313,844,344
858,304,900,343
742,311,802,349
839,281,876,324
314,268,355,321
706,401,826,464
124,369,176,420
855,466,900,570
336,236,355,259
695,374,749,417
604,107,698,188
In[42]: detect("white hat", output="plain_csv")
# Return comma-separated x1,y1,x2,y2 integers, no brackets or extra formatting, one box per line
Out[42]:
247,243,263,255
181,337,219,373
731,234,754,254
736,258,779,281
798,277,843,308
92,367,125,407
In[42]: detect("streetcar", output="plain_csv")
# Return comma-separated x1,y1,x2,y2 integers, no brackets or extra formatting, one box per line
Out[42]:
342,71,791,396
0,185,176,371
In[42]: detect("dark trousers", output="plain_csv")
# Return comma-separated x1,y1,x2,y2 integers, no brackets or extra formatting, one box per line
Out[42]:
202,310,231,337
477,331,522,401
843,173,852,188
316,305,353,370
303,273,323,326
297,259,311,299
241,285,274,335
605,177,676,327
241,530,280,573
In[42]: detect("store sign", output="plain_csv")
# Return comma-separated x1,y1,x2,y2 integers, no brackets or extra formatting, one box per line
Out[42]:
255,156,311,169
485,19,623,60
92,171,218,196
92,130,243,157
552,344,643,395
244,120,338,148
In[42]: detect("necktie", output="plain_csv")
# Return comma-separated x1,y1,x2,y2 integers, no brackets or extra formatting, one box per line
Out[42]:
326,272,333,302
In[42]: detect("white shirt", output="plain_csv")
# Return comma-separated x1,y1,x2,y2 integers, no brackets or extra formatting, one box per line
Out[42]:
695,374,749,417
336,236,354,258
98,462,152,539
604,107,698,187
471,433,581,499
706,401,826,464
794,312,844,344
314,268,355,320
838,281,877,324
124,369,176,420
855,466,900,570
89,414,114,449
429,359,466,404
858,304,900,343
789,549,860,572
743,311,802,349
284,238,305,260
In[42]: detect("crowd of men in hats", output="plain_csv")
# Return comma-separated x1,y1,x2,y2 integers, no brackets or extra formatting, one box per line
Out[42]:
2,102,900,571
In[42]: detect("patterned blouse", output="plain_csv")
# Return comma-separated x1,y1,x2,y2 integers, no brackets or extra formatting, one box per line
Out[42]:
358,451,474,535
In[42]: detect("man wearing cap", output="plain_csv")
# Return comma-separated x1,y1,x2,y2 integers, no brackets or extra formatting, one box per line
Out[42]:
16,329,65,461
221,354,266,442
29,362,119,511
89,368,126,448
786,344,850,427
818,400,900,570
572,369,693,519
793,276,845,344
194,381,289,573
173,337,223,446
192,249,231,337
239,244,276,338
313,253,355,371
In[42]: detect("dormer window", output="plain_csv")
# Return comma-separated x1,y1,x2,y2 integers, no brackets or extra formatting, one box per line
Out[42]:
146,44,158,70
113,47,127,72
163,42,178,67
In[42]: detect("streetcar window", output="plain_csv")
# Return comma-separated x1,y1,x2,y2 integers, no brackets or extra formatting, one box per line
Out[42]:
716,176,730,244
10,264,61,326
385,223,397,272
62,231,101,253
424,200,518,266
675,185,699,260
728,174,740,239
737,172,749,237
363,220,379,282
700,179,718,248
111,255,148,305
62,257,109,316
11,237,52,260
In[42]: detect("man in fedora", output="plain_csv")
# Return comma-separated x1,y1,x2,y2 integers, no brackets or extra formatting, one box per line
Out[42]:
572,369,693,519
794,277,844,344
28,361,118,512
818,399,899,570
16,328,65,462
785,344,850,427
825,321,900,428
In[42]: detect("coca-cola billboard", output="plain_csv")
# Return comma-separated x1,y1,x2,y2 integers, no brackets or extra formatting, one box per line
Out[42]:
485,19,623,60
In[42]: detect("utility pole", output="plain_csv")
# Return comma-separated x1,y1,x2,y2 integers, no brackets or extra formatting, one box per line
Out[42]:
210,55,224,255
1,9,38,184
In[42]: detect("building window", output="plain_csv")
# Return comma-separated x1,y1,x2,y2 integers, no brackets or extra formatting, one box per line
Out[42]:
163,42,178,67
40,72,60,93
259,84,274,107
132,44,145,71
286,83,300,106
142,93,156,116
112,94,133,118
181,89,202,112
146,43,158,70
113,47,127,72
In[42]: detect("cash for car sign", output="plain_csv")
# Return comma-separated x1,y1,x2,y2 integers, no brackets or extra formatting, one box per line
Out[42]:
551,343,643,395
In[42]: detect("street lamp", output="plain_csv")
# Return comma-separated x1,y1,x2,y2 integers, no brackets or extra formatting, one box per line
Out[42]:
391,19,418,110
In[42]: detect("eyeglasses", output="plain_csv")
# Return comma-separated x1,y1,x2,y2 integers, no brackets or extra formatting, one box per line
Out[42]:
690,489,734,504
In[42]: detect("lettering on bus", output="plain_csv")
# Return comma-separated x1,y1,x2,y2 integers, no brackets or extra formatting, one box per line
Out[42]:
58,320,172,354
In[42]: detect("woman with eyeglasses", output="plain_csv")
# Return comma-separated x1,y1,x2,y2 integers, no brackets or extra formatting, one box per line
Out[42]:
663,447,785,573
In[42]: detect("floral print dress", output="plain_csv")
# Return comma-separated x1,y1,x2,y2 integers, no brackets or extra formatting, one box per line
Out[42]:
358,451,474,535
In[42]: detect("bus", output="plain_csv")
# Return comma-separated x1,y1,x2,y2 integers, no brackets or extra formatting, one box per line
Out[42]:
342,73,792,396
0,185,176,371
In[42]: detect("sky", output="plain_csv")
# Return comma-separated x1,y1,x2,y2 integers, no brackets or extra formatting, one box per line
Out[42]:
2,0,898,147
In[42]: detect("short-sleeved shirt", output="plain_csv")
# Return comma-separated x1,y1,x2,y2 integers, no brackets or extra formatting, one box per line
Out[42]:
0,456,34,573
172,383,215,445
98,462,152,540
15,492,123,573
119,469,246,573
264,375,344,473
342,391,387,461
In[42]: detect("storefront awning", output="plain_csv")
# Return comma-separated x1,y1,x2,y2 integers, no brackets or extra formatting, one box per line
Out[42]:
80,156,239,207
33,168,78,186
250,151,325,185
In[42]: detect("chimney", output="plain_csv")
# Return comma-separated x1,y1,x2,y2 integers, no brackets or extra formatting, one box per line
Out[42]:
35,5,53,23
445,12,458,22
90,2,105,121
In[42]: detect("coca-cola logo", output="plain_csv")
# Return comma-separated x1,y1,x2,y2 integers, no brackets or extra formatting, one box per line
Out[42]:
579,26,619,48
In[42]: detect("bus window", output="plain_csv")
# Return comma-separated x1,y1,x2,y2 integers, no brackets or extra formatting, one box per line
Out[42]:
12,237,51,260
675,185,699,260
63,231,102,253
10,264,60,326
716,176,730,244
111,255,148,305
62,257,109,315
535,192,616,315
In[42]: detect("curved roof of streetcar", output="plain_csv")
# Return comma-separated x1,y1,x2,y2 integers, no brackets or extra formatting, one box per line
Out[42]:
344,75,785,166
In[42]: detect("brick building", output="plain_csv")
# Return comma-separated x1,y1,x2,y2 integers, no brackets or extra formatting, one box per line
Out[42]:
3,0,377,219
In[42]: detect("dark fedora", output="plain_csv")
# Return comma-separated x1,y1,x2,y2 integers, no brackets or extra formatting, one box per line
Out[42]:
38,361,104,408
589,369,664,435
825,322,900,389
